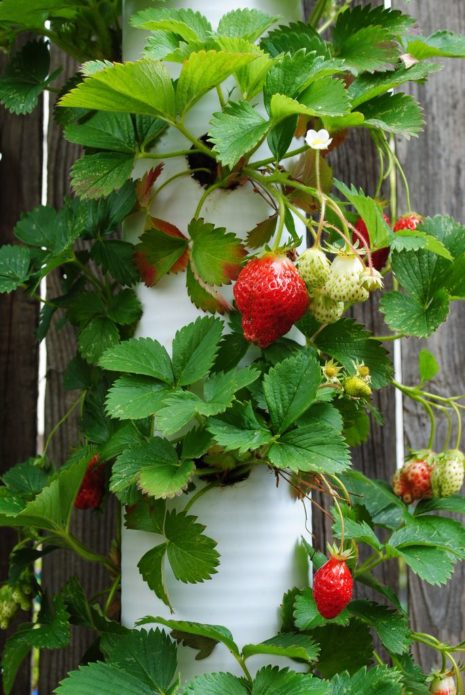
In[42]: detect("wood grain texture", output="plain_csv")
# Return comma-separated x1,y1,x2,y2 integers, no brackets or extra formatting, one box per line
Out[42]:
39,50,118,695
303,0,399,600
395,0,465,672
0,41,41,695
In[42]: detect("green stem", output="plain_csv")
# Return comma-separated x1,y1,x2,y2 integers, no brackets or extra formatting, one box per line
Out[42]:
393,382,436,449
273,194,287,251
287,202,318,242
251,144,309,169
235,654,253,684
138,149,199,161
355,551,387,577
308,0,331,28
55,530,114,571
175,122,216,158
42,394,84,457
104,574,121,616
183,483,216,514
371,333,405,342
452,401,463,450
193,180,225,219
153,168,212,202
321,475,345,553
216,85,226,109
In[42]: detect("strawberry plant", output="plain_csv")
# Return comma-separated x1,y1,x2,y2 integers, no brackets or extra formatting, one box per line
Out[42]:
2,1,465,693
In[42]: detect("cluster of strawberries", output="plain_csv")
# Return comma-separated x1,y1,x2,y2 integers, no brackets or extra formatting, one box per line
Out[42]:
392,449,465,504
234,213,421,348
0,573,32,630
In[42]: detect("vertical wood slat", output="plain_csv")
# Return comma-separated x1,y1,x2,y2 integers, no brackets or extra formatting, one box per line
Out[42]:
38,50,117,695
395,0,465,673
303,0,399,601
0,43,42,695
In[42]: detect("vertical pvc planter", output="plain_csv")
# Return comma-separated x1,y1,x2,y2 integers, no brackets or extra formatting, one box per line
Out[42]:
122,0,309,681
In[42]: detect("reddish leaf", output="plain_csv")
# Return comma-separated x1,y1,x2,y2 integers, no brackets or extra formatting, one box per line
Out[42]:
134,217,189,287
136,164,164,208
188,218,246,286
186,263,231,314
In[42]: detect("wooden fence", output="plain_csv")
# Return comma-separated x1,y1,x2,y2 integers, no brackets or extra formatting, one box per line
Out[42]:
0,0,464,691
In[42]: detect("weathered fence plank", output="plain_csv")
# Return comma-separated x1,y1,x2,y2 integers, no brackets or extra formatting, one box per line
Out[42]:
38,51,117,695
0,41,42,695
396,0,465,672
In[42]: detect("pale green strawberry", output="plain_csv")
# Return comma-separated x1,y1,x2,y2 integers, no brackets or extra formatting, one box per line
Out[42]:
343,375,372,398
432,449,465,497
309,289,344,324
323,253,369,303
297,247,330,289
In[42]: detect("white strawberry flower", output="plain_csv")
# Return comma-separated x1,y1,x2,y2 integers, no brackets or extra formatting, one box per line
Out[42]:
305,128,333,151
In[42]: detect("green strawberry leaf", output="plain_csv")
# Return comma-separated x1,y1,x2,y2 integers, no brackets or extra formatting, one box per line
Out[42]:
131,7,212,42
99,337,174,383
172,317,224,386
407,30,465,59
348,601,411,655
392,546,455,586
0,39,56,115
263,349,321,433
90,239,140,286
380,289,449,338
332,518,382,551
217,9,278,41
334,26,399,74
140,617,239,657
251,667,328,694
341,470,407,529
64,112,137,152
334,180,391,250
189,218,246,285
208,402,273,454
349,62,440,108
176,50,257,115
330,666,403,695
105,376,171,420
246,215,278,249
164,510,220,583
179,673,248,695
389,516,465,560
108,290,143,326
78,317,120,364
100,628,178,693
138,543,172,611
1,636,31,695
418,348,440,384
55,661,155,695
390,230,453,259
0,245,31,293
333,5,414,38
209,100,270,169
59,59,177,121
243,633,320,664
261,22,328,58
358,92,424,138
312,620,373,678
415,496,465,515
298,78,351,118
139,456,195,501
268,422,350,474
186,264,231,314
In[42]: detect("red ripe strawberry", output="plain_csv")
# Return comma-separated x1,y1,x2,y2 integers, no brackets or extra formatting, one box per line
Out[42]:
431,675,457,695
75,454,105,510
313,553,353,619
233,253,309,348
392,453,435,504
393,212,423,231
353,214,391,271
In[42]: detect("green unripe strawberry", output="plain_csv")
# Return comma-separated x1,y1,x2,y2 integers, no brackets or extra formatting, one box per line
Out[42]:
297,248,331,289
309,290,344,324
343,375,372,398
432,449,465,497
323,254,369,303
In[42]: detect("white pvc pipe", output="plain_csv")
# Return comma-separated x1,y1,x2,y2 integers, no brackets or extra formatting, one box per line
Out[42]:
122,0,309,682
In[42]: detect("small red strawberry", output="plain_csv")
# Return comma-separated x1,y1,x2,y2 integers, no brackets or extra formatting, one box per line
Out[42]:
393,212,423,231
233,253,309,348
75,454,105,510
353,214,391,271
392,452,435,504
431,675,457,695
313,550,353,619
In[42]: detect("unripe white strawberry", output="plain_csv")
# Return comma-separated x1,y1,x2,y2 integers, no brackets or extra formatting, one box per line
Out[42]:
297,248,331,289
309,289,344,324
431,675,456,694
323,254,369,303
432,449,465,497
